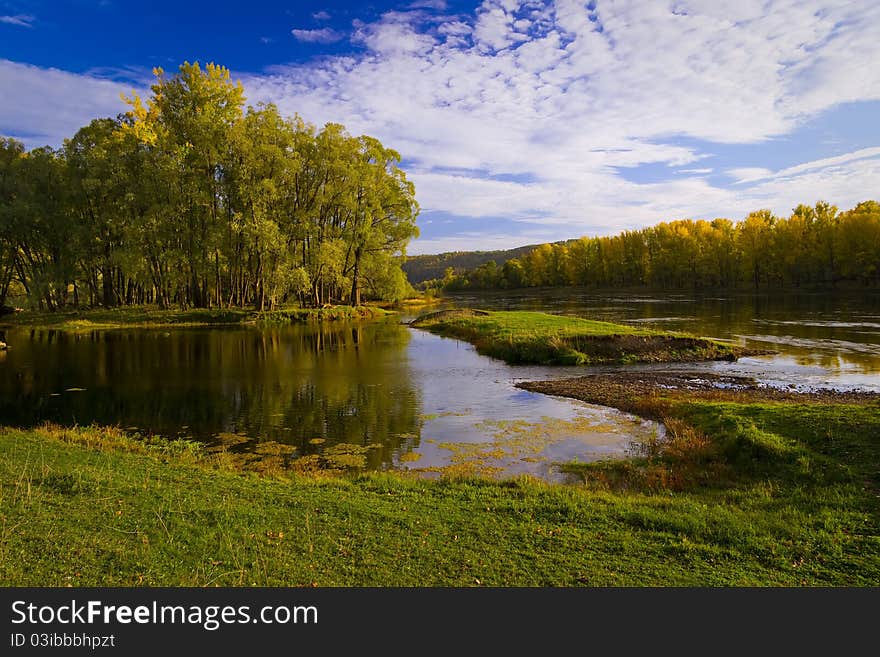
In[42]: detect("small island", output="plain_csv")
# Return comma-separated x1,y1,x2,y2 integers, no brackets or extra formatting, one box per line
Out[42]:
410,308,756,365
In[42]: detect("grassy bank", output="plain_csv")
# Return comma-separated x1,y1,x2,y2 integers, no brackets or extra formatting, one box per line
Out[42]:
1,418,877,586
521,373,880,491
522,374,880,583
0,305,389,331
410,309,751,365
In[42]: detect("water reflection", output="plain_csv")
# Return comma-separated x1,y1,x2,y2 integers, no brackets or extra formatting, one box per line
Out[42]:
0,319,658,479
0,323,422,469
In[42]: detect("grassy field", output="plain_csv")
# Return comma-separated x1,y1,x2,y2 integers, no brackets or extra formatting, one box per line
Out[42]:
0,305,389,331
1,406,877,586
410,309,749,365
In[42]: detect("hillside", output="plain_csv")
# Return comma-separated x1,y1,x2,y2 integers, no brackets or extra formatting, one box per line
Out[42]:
402,244,539,284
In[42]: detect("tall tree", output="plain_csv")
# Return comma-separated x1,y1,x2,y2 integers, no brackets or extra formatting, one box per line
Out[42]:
123,62,245,307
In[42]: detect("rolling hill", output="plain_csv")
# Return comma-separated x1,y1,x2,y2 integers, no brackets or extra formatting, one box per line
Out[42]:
402,244,540,284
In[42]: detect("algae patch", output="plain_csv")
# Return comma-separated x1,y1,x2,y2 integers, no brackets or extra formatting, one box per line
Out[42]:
291,442,382,474
407,412,660,480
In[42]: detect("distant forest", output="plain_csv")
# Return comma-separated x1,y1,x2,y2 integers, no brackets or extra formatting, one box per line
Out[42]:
0,62,419,311
437,201,880,292
402,244,542,284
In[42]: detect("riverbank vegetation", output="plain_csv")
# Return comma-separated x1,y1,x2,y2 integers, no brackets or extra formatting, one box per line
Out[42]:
0,304,388,331
1,413,876,585
519,373,879,583
410,309,749,365
434,200,880,292
520,372,880,489
0,62,419,313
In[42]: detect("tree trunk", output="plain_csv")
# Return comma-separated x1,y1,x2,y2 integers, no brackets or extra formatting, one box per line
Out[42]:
255,254,265,311
0,259,13,308
350,247,362,306
189,273,202,308
102,266,115,306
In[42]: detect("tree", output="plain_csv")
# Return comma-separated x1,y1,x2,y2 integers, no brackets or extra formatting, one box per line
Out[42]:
837,201,880,284
227,103,301,309
445,201,879,293
122,62,245,307
0,138,27,307
737,210,776,289
64,118,132,306
343,135,419,306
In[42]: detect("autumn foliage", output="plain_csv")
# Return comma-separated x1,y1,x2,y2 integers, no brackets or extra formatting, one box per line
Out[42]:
442,201,880,291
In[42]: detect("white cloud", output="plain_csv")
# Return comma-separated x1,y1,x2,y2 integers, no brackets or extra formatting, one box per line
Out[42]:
758,147,880,181
352,12,436,55
0,59,136,149
412,171,556,220
474,5,515,52
725,149,880,218
244,0,880,251
291,28,344,44
728,167,774,184
408,0,447,9
437,20,472,37
728,148,880,185
0,14,34,27
312,11,331,21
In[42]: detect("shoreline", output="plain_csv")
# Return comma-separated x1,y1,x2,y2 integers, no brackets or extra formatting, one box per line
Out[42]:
517,370,879,502
0,304,393,332
517,370,880,421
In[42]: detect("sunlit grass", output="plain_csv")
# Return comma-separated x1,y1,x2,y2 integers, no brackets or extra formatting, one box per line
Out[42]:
1,409,877,586
411,309,745,365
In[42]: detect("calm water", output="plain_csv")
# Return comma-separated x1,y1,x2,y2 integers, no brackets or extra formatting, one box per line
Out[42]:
1,290,878,480
449,288,880,391
0,319,656,481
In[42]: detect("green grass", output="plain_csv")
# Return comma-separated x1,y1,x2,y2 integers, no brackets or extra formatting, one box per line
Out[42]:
560,399,879,585
0,304,390,331
1,413,877,586
410,309,745,365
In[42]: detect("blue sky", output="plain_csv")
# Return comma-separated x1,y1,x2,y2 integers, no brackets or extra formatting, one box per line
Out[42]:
2,0,879,254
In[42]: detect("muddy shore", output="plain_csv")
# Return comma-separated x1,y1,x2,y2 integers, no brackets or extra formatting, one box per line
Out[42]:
517,371,880,420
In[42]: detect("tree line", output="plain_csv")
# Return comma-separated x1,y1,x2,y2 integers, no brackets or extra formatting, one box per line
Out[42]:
0,62,419,311
438,201,880,291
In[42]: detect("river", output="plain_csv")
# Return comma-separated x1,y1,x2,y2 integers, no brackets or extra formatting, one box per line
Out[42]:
1,289,877,480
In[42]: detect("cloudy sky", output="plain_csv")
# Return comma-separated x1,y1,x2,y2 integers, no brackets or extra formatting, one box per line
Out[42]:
2,0,879,254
